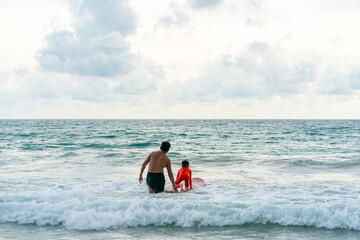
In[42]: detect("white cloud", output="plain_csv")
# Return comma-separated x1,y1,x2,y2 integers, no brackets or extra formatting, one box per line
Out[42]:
316,66,360,95
156,9,190,28
0,64,163,106
188,0,223,9
1,0,165,116
37,0,143,78
157,39,360,108
32,0,164,100
0,0,72,71
245,18,262,26
38,30,134,77
163,42,317,102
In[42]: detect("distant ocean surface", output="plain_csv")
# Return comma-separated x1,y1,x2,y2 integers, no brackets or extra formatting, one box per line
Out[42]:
0,119,360,239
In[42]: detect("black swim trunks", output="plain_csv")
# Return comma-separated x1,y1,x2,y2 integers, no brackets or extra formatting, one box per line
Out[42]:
146,172,165,193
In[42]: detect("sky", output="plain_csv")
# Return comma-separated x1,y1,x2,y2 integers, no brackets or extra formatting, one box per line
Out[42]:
0,0,360,119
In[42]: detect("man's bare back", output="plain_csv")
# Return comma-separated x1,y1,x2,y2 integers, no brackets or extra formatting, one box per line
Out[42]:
139,142,178,193
147,151,170,173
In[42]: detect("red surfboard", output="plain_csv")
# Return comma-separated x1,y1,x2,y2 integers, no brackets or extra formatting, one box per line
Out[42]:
164,177,205,193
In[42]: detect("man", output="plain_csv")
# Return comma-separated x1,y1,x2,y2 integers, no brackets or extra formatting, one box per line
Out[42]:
139,141,178,193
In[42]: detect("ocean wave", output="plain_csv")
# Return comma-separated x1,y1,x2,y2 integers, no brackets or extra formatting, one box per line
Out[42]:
332,159,360,168
127,142,156,148
86,135,117,139
80,143,119,149
1,190,359,231
60,152,78,158
100,135,117,139
285,158,360,168
286,158,325,166
97,153,123,158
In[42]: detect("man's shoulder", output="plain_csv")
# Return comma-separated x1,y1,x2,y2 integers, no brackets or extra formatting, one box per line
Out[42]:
163,154,170,163
149,151,166,158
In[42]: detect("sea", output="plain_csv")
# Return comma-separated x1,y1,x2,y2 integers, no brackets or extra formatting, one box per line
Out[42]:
0,119,359,239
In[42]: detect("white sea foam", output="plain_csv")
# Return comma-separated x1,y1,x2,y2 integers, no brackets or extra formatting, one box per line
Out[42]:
1,181,359,231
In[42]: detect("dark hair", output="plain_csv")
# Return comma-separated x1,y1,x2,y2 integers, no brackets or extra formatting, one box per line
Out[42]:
160,141,171,152
182,160,189,167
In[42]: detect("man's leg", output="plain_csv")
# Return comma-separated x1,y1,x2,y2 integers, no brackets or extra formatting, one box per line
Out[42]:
153,173,165,193
146,173,155,193
147,185,154,193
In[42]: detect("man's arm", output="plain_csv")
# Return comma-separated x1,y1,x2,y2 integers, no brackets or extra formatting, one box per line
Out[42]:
174,169,180,183
139,154,151,183
166,159,179,193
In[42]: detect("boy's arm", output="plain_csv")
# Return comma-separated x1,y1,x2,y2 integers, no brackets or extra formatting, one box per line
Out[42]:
166,159,179,193
139,154,151,183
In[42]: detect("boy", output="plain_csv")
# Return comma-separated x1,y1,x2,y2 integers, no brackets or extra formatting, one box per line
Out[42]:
175,160,192,192
139,141,178,193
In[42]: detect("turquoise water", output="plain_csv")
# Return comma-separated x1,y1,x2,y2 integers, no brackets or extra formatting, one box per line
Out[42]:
0,120,360,239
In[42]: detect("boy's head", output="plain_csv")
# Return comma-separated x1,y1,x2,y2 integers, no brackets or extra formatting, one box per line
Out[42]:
160,141,171,152
182,160,189,168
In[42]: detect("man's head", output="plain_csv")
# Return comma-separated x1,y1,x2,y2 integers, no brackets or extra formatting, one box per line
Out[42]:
160,141,171,152
182,160,189,168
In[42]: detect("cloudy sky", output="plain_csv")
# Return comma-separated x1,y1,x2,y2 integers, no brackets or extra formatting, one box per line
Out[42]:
1,0,360,118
